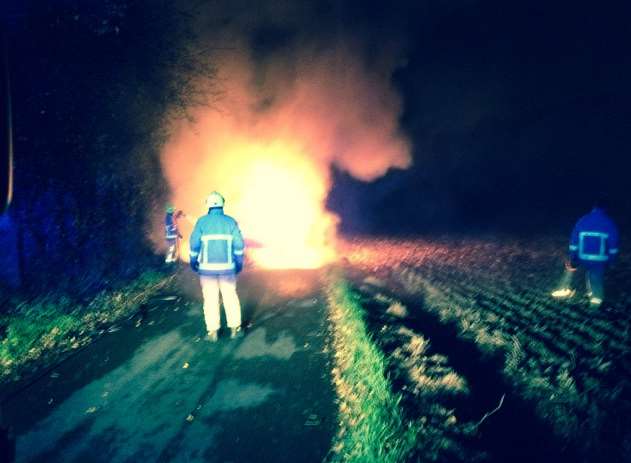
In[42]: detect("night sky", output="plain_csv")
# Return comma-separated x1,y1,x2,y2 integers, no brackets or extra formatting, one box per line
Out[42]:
327,0,631,234
4,0,631,236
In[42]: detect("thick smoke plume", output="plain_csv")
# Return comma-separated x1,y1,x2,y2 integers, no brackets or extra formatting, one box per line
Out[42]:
159,4,411,267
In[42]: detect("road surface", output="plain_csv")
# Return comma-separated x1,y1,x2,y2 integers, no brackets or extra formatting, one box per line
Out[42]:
2,269,335,463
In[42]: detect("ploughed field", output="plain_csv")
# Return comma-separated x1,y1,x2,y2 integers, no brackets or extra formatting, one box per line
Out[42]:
338,235,631,463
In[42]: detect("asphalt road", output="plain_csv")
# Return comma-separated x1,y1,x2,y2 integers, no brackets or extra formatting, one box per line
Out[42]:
3,268,335,463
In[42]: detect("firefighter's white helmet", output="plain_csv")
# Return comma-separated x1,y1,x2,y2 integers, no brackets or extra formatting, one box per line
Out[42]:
205,191,225,208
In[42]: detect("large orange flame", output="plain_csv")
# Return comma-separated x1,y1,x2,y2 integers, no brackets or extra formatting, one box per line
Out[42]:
158,47,410,270
163,132,338,269
199,137,338,269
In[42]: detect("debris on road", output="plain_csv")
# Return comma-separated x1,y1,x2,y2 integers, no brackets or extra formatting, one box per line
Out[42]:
295,298,318,308
304,414,321,426
386,301,408,318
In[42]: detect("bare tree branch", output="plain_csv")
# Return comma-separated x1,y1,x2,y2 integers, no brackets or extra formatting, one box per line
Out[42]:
476,393,506,428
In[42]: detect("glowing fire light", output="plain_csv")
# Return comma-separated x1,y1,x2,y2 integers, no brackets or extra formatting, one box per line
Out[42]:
551,288,575,299
166,136,337,269
159,47,411,270
228,139,338,269
551,265,577,298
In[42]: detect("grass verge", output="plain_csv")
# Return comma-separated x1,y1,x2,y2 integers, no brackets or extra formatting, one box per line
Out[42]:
325,277,420,463
0,270,174,384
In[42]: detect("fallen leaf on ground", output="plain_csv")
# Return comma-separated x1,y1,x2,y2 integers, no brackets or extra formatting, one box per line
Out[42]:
304,414,321,426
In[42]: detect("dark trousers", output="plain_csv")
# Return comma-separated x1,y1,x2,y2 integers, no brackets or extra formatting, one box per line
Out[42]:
559,261,606,300
584,262,605,300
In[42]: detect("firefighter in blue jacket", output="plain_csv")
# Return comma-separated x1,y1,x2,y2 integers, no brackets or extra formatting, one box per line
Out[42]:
189,192,245,341
553,199,619,307
164,205,183,263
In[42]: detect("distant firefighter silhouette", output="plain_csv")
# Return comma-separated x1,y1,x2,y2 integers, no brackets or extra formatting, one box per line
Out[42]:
189,192,245,342
164,205,184,263
552,199,619,307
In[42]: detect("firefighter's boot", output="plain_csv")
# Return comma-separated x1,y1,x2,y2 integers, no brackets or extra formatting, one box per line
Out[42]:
230,326,243,339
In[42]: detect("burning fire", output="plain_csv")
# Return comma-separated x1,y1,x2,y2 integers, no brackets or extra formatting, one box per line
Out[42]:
212,137,338,269
166,135,338,269
159,47,410,270
233,141,338,269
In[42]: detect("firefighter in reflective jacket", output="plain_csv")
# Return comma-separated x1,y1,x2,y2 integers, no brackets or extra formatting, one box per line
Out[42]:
164,205,183,263
189,192,244,341
553,199,619,307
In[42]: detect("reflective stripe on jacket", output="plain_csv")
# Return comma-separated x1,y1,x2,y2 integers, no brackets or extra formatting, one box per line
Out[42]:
189,208,244,276
569,208,619,263
165,213,178,239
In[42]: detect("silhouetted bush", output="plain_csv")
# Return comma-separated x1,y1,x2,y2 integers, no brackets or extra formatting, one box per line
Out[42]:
3,0,215,296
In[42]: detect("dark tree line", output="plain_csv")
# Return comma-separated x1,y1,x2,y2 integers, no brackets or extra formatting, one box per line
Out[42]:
1,0,215,295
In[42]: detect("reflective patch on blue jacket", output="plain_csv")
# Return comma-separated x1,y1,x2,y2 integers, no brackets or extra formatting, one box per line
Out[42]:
165,213,178,239
570,208,619,263
189,208,245,276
